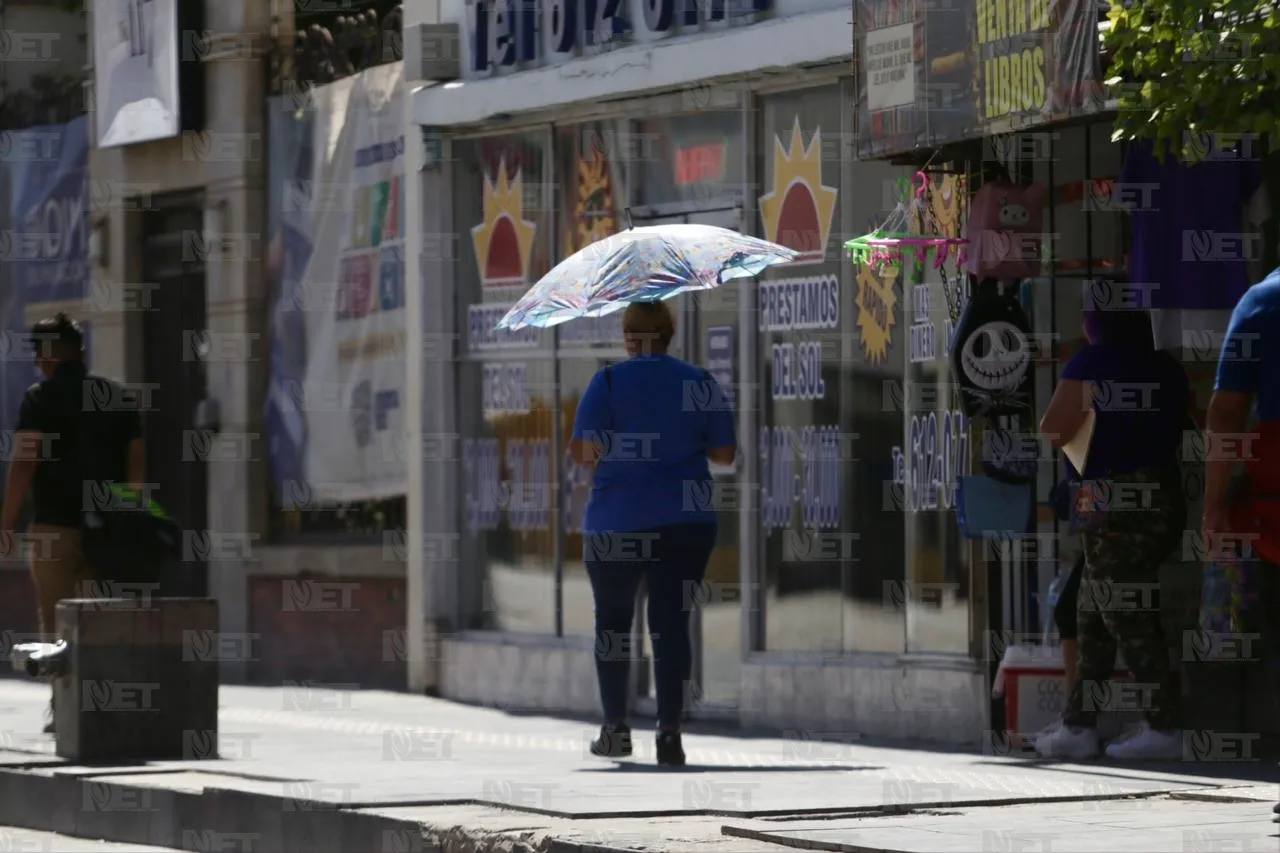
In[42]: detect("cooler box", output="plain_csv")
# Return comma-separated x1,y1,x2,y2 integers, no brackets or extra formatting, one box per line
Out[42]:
993,644,1139,743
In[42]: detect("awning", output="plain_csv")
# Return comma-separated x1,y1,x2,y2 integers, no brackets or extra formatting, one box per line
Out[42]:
412,9,852,128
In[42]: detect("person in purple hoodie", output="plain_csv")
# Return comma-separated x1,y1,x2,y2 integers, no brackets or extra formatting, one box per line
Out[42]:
1035,298,1190,761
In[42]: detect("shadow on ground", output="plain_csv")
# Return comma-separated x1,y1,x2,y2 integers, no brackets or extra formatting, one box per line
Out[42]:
576,763,883,774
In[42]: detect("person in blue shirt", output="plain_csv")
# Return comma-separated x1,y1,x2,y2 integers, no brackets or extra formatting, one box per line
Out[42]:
570,300,736,767
1204,267,1280,824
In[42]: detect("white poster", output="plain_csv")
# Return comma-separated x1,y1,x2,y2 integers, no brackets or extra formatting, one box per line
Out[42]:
92,0,180,147
865,22,915,113
290,63,407,502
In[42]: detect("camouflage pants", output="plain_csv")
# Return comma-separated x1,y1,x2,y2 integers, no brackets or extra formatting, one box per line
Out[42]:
1063,467,1184,731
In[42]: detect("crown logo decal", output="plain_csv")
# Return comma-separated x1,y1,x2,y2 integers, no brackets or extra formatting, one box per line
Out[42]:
472,158,537,288
759,117,839,265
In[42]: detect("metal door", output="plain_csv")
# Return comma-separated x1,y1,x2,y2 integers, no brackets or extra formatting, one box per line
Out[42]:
140,204,209,596
630,206,744,720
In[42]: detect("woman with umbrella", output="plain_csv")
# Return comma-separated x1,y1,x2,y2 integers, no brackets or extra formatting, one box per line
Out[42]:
496,221,796,765
570,300,735,766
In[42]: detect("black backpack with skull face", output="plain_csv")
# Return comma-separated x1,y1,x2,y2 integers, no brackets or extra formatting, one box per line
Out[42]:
950,278,1034,420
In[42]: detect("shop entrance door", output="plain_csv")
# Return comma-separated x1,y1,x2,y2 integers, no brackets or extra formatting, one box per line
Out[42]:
141,202,210,597
631,205,744,721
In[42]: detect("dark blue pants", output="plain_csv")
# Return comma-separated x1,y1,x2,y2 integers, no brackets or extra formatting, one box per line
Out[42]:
585,523,716,728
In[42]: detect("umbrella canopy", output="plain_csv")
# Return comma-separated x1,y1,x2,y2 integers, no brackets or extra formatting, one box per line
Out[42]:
495,224,797,331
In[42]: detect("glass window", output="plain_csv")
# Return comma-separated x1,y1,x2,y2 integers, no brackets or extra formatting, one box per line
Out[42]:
555,122,630,638
452,132,557,633
837,99,913,655
901,169,972,654
636,111,745,209
757,87,856,655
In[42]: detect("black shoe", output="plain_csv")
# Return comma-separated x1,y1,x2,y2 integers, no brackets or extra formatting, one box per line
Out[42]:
589,723,632,758
656,730,685,766
1273,802,1279,823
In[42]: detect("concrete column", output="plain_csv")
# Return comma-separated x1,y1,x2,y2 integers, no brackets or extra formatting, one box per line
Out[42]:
404,0,457,691
403,82,430,693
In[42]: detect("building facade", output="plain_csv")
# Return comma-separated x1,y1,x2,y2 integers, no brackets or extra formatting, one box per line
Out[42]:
401,0,989,743
6,0,414,691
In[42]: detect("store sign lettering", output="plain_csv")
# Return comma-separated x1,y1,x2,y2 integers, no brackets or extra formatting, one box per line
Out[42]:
464,437,552,533
760,425,843,532
894,410,969,513
471,0,772,71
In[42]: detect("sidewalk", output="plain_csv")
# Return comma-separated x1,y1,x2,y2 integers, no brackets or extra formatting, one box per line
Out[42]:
0,680,1274,853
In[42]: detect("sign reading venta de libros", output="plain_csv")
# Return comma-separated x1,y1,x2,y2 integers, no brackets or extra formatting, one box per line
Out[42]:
856,0,1101,158
470,0,773,72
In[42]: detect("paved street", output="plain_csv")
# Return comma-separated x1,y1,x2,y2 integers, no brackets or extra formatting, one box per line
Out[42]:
0,679,1276,852
0,825,180,852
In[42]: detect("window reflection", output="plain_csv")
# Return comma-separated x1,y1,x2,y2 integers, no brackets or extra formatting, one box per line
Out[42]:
453,133,557,634
559,346,624,638
757,89,848,655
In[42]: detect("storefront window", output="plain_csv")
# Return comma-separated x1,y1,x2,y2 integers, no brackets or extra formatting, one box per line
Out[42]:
635,111,745,210
900,171,972,654
757,87,882,655
837,106,913,654
555,122,630,638
558,112,746,704
453,132,557,633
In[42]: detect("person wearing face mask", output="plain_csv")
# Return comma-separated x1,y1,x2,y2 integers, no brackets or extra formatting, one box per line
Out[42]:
569,301,736,767
0,314,144,734
1035,299,1190,761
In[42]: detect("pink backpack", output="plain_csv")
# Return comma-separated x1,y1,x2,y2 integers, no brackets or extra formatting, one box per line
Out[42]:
962,182,1046,281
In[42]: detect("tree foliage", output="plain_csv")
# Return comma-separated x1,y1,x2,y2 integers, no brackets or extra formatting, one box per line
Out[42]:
1103,0,1280,160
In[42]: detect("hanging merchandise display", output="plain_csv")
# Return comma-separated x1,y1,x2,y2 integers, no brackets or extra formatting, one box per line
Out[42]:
961,181,1046,281
1121,138,1264,311
949,279,1034,420
845,171,968,273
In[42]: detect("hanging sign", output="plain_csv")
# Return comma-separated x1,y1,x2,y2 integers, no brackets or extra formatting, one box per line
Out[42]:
855,0,1102,158
855,263,899,364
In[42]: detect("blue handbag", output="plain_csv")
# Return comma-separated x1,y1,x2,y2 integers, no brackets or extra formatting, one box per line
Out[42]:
956,475,1032,540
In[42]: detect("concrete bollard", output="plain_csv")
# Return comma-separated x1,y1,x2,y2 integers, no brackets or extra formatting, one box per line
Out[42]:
50,597,220,764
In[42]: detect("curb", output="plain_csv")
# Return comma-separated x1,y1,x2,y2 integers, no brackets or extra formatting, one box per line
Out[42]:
0,767,639,853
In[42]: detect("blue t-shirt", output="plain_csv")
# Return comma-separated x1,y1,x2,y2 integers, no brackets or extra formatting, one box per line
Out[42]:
572,354,736,534
1120,139,1261,310
1216,268,1280,421
1061,344,1190,478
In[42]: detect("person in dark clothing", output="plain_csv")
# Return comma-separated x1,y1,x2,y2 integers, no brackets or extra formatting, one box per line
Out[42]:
1036,303,1189,761
0,314,144,733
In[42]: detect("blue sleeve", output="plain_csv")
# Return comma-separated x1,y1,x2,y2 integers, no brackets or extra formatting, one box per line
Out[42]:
704,378,736,448
1060,345,1102,382
1215,290,1264,394
571,370,610,441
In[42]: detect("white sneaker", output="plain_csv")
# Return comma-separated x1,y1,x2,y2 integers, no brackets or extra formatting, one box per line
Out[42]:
1035,724,1100,759
1104,725,1182,760
1030,718,1063,745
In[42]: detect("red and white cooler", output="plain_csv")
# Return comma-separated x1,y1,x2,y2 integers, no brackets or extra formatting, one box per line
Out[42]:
993,644,1137,743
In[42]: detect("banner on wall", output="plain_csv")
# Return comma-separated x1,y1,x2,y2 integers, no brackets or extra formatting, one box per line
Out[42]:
264,63,406,504
856,0,1102,158
0,116,91,440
